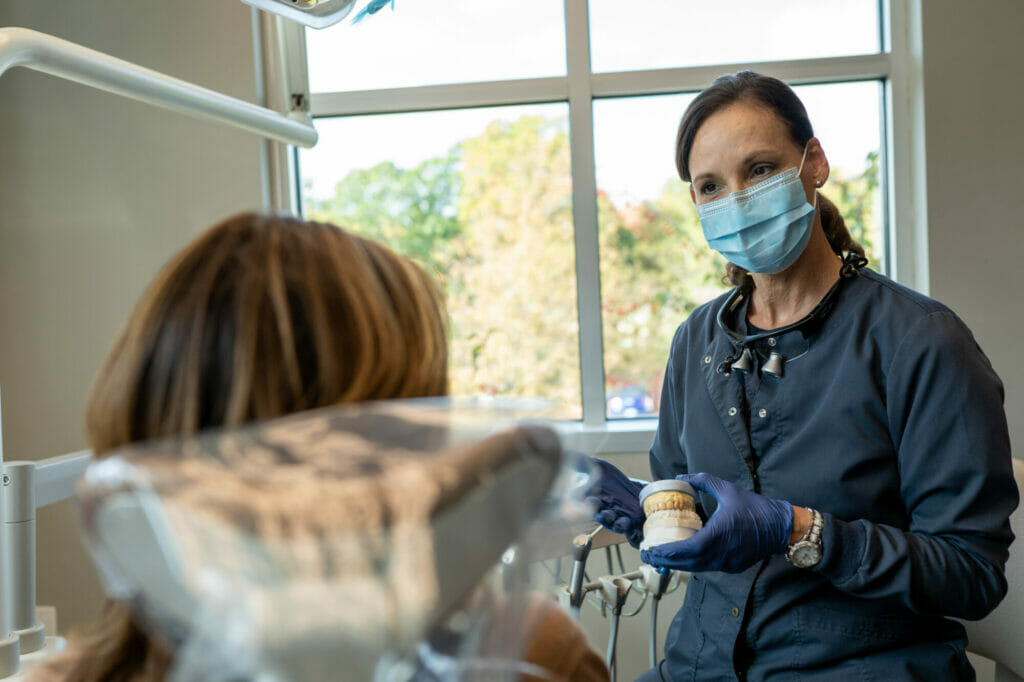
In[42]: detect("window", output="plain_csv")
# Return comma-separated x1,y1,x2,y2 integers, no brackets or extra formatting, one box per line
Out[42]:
290,0,892,449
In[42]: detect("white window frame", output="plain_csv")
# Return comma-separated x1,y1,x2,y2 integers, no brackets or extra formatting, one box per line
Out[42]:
260,0,924,455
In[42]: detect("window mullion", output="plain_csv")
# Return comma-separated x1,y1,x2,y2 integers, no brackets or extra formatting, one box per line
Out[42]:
590,53,891,99
256,12,310,213
565,0,605,427
309,77,570,117
884,0,929,293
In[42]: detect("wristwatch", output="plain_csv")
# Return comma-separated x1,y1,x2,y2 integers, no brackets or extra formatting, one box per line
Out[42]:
786,507,823,568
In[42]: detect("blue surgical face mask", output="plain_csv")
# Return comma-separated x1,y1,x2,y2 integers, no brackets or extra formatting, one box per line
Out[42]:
696,146,816,275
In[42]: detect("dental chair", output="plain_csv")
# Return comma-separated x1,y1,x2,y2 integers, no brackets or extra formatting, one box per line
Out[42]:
74,400,585,681
962,457,1024,682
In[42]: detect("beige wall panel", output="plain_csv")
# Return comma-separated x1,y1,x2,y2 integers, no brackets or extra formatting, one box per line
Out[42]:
0,0,264,631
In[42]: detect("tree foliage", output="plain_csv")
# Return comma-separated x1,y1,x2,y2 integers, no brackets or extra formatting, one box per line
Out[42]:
305,151,464,277
446,117,580,415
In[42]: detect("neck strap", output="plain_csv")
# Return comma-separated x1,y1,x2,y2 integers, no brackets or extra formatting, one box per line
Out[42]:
716,251,866,347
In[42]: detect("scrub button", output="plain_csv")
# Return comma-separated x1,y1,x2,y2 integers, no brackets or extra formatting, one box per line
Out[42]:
768,337,777,347
758,408,767,418
731,606,740,618
704,355,712,364
727,406,738,416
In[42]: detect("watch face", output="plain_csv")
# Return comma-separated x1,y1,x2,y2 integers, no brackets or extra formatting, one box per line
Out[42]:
790,542,822,568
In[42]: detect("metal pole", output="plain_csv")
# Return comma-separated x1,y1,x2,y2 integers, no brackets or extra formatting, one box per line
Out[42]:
0,391,21,677
3,462,44,653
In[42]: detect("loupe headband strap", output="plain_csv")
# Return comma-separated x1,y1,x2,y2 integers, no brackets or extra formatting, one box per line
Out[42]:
716,252,866,347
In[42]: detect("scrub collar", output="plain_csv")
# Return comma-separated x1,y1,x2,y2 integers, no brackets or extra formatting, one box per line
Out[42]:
715,251,867,372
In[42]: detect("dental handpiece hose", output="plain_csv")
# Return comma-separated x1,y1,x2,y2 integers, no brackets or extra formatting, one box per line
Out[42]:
608,611,621,682
568,533,593,617
649,568,672,668
601,577,632,682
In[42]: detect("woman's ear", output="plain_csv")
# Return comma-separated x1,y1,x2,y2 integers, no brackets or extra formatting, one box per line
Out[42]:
807,137,831,188
689,184,697,205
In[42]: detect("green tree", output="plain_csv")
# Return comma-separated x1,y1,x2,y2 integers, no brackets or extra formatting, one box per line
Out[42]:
597,179,728,409
827,151,881,265
447,116,581,416
304,150,464,277
304,116,582,416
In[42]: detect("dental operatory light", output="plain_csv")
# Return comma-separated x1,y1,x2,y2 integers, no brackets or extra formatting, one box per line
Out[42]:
241,0,357,28
241,0,395,28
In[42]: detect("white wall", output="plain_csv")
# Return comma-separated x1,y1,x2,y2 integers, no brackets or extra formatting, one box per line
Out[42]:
918,0,1024,459
916,6,1024,673
0,0,264,631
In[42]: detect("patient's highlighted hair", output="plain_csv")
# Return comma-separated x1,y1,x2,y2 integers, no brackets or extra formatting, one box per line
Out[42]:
42,213,448,682
86,211,449,454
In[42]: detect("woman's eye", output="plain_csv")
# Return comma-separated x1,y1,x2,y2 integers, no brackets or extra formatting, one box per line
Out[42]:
700,182,719,196
752,164,774,178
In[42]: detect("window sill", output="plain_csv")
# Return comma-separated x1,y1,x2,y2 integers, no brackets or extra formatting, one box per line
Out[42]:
552,418,657,456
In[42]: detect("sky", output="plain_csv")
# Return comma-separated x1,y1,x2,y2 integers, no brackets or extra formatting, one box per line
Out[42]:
299,0,882,207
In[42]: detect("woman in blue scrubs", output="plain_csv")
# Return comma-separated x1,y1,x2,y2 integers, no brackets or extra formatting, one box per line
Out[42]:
588,71,1017,680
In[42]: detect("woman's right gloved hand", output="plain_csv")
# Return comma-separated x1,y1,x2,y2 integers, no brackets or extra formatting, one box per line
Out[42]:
583,458,648,547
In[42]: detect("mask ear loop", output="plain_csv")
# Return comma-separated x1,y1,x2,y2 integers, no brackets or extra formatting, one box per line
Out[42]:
797,143,810,176
797,143,821,213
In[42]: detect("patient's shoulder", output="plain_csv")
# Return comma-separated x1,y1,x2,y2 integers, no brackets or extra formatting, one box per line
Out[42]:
23,645,77,682
520,594,610,681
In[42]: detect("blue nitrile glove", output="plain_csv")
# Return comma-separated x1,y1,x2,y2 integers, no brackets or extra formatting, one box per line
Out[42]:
583,458,647,547
640,473,793,573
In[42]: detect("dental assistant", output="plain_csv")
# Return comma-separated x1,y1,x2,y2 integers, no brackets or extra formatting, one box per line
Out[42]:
587,71,1017,681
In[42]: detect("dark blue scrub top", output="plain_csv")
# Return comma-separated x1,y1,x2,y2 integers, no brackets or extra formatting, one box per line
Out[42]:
648,267,1017,681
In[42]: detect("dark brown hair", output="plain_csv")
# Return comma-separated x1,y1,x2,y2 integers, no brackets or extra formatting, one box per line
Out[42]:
675,71,866,286
34,212,449,682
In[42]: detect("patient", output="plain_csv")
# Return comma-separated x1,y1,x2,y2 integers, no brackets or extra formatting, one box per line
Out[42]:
31,212,607,681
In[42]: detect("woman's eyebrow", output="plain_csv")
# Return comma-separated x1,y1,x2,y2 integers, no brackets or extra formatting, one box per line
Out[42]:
740,149,778,165
692,148,778,185
691,171,716,186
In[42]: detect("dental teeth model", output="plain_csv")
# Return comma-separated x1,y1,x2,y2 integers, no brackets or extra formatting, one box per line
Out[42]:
639,480,703,550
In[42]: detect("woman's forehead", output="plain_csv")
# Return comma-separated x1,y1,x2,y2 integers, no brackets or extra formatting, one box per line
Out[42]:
690,100,794,167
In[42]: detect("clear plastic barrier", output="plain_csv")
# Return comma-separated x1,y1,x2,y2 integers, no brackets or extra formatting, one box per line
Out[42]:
75,399,597,681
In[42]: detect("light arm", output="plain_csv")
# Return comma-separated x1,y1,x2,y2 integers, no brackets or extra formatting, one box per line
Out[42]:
0,27,317,148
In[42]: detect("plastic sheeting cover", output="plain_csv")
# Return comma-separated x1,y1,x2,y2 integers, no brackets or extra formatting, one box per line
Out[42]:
74,398,596,681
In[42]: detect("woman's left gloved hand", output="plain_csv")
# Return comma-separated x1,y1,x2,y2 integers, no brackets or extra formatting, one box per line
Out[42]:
640,472,793,573
583,458,647,547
